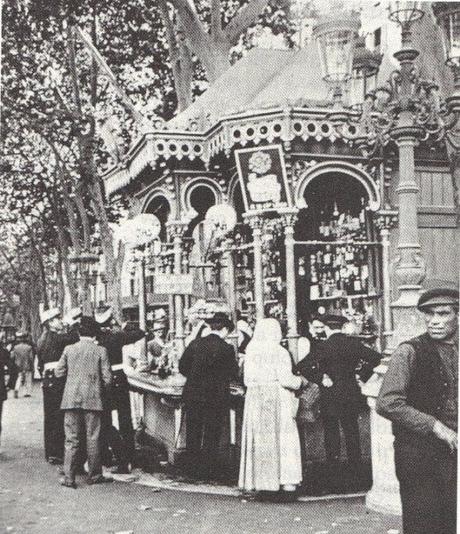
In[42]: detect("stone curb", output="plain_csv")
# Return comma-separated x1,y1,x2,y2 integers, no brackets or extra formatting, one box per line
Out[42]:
111,471,366,503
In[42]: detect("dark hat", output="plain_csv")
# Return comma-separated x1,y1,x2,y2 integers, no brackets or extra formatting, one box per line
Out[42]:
322,314,349,329
310,314,326,324
417,287,459,310
206,312,234,332
79,316,100,338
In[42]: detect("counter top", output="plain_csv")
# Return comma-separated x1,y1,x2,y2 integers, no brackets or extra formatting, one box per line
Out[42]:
127,370,245,398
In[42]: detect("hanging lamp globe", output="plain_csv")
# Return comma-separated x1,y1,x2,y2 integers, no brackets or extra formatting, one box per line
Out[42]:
432,3,460,67
388,1,424,26
313,12,360,85
433,2,460,112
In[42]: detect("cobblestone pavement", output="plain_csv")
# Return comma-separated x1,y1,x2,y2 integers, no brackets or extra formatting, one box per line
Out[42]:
0,383,402,534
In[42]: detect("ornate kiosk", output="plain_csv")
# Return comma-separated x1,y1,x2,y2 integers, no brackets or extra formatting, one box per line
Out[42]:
103,6,459,508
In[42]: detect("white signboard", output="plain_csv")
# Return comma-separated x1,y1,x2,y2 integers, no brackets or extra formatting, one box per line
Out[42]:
154,273,194,295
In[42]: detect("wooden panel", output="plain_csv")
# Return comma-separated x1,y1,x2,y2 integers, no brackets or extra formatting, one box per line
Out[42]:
418,209,458,228
420,227,460,284
442,173,455,205
415,170,455,207
432,171,444,205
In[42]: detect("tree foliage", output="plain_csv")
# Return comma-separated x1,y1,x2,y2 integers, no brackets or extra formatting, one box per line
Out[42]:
1,0,296,326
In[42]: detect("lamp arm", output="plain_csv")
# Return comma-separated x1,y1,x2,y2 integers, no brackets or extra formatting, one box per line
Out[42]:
445,127,460,151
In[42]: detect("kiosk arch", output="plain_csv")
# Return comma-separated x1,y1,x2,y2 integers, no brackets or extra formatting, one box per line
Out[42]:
295,161,381,212
142,189,173,242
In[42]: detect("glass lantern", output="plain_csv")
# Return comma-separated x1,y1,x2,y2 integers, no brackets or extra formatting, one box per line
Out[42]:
432,3,460,68
313,15,360,85
388,1,424,26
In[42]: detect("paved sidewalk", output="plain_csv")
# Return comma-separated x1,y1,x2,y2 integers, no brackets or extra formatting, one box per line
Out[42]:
0,383,402,534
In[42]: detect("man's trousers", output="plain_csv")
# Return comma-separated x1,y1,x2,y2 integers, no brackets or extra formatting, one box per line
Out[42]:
184,402,226,477
63,409,102,483
15,371,32,397
322,409,362,466
109,376,135,463
394,440,457,534
42,371,65,462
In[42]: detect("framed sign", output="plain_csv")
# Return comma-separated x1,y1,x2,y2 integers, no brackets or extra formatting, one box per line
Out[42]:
154,273,194,295
234,144,292,212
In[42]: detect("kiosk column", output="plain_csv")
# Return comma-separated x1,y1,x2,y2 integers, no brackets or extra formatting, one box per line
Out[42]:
244,213,264,320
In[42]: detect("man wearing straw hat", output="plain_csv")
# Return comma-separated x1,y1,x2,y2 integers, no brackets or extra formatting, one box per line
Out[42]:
37,305,80,464
377,284,458,534
95,305,144,473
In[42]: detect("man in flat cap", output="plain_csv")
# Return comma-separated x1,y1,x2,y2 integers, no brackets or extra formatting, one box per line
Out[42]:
377,285,458,534
312,314,381,490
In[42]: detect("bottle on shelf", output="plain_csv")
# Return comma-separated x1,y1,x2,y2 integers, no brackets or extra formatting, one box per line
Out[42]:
310,269,320,300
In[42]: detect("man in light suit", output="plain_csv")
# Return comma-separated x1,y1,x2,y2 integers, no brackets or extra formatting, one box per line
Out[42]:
55,316,112,488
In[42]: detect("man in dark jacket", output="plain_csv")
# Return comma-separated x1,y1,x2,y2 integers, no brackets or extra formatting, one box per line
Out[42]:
377,287,458,534
0,341,12,453
179,312,238,479
95,307,144,472
55,316,112,488
37,307,79,464
313,315,381,475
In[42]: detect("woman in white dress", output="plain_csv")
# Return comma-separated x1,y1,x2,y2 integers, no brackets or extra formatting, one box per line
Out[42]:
239,318,307,498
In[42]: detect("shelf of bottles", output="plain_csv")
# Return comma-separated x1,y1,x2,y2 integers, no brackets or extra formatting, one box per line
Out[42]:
260,218,287,324
232,224,256,319
297,201,382,338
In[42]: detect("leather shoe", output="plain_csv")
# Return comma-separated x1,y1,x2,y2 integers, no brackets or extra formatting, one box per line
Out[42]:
60,477,77,489
87,475,113,485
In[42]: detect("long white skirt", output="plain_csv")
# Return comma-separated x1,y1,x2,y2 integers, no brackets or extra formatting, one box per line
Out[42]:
238,383,302,492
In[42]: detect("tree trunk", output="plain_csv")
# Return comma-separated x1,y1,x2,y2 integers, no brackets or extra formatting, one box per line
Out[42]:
88,170,123,321
157,0,194,111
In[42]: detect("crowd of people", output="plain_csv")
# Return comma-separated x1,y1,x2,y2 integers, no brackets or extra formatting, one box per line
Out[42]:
179,307,382,499
0,283,457,533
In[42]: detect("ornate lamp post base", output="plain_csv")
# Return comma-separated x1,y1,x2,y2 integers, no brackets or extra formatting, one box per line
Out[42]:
361,372,402,516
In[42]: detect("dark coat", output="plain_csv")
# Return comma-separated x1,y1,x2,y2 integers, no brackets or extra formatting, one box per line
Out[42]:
37,329,79,374
179,333,238,409
97,328,144,366
0,346,12,401
313,333,381,415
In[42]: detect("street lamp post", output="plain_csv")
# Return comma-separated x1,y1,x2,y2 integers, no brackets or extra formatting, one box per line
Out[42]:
68,250,100,315
118,214,162,370
313,2,460,515
432,2,460,223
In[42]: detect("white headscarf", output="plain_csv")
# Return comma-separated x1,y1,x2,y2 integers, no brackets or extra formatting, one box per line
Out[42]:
244,319,284,383
249,318,282,346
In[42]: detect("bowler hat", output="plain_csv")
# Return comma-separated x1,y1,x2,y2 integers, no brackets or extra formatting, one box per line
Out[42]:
206,312,234,332
321,314,349,329
417,287,459,310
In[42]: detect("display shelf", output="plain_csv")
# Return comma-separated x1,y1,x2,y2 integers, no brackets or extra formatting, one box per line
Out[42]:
310,292,381,302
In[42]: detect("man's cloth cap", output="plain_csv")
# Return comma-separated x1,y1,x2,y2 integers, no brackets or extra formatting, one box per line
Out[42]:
322,314,349,329
417,288,459,310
